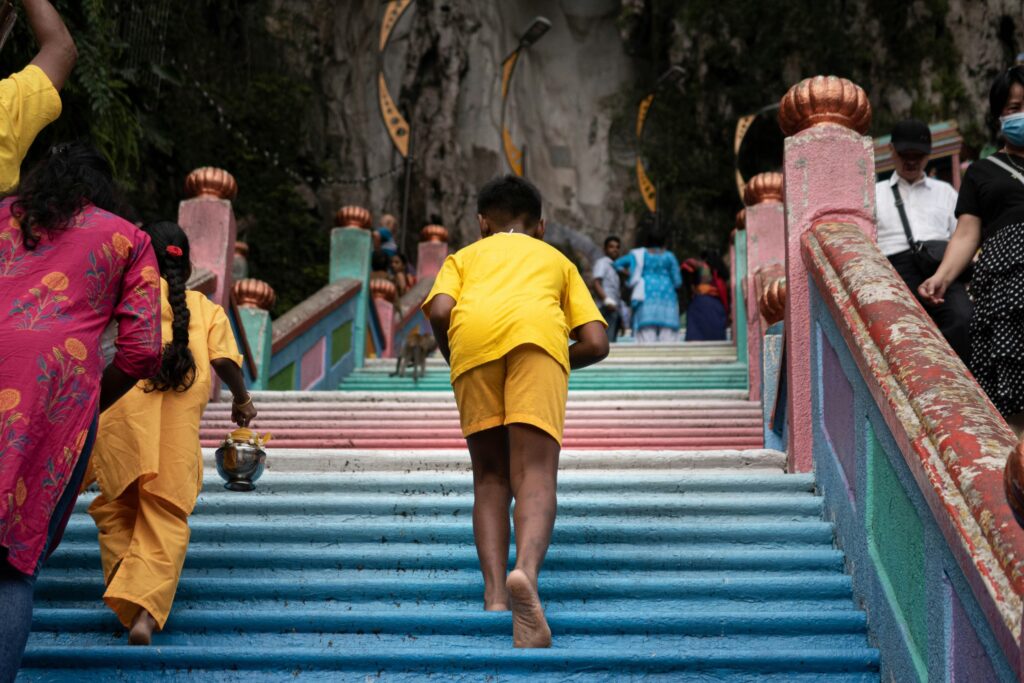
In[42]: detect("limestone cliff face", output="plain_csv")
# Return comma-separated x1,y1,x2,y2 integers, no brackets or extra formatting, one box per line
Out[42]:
262,0,1022,261
265,0,637,256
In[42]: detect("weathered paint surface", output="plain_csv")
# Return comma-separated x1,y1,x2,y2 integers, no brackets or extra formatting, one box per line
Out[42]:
803,220,1024,677
238,307,272,390
733,230,748,375
330,227,372,367
745,204,786,403
178,197,237,310
761,330,786,452
299,337,326,390
783,125,876,472
866,428,927,677
417,241,448,280
950,575,1002,682
822,335,856,498
810,289,1018,682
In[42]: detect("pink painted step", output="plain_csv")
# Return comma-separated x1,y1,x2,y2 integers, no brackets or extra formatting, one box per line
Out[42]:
201,399,765,450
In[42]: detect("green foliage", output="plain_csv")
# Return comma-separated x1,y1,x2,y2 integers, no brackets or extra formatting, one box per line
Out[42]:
2,0,323,314
625,0,969,258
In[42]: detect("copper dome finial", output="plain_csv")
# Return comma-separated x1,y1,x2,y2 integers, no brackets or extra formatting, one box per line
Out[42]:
335,206,373,229
735,208,747,231
369,277,397,303
233,278,276,311
778,76,872,137
420,224,449,243
759,276,788,326
742,173,785,207
184,167,239,200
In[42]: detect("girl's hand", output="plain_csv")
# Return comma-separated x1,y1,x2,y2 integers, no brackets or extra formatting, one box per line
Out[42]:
232,395,257,427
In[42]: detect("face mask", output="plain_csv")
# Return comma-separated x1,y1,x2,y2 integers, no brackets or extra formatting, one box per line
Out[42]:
1000,112,1024,146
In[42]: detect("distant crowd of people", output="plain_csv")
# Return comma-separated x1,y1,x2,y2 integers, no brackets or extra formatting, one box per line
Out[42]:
590,233,729,344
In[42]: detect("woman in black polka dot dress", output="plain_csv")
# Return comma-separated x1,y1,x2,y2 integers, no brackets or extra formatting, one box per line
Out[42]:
921,66,1024,435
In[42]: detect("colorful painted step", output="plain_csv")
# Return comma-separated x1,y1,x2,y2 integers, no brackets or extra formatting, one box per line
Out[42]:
345,343,749,392
21,456,878,681
200,390,765,450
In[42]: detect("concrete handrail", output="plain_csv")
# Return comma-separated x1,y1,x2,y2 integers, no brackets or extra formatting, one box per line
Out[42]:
804,220,1024,677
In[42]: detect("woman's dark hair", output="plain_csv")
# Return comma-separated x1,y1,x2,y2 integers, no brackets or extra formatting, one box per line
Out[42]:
989,66,1024,138
392,252,409,269
701,249,729,281
143,221,196,393
371,250,390,271
11,142,130,250
642,231,667,249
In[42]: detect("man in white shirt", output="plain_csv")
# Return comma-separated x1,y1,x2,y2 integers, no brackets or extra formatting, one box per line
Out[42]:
875,119,971,360
591,235,622,340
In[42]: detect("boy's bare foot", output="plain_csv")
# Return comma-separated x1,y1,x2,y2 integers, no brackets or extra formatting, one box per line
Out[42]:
128,609,156,646
506,569,551,648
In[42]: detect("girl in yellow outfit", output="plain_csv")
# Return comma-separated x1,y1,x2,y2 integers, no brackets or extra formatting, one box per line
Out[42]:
88,222,257,645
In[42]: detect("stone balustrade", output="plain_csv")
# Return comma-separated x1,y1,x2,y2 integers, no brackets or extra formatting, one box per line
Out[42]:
758,74,1024,681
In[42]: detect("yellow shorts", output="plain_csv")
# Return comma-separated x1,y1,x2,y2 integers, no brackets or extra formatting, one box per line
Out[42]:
452,344,569,444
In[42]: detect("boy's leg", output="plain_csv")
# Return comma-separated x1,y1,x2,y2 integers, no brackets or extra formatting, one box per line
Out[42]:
506,423,558,648
466,426,512,611
507,424,559,579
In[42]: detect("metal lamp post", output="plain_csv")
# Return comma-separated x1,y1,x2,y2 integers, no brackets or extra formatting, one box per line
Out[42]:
500,16,552,177
635,65,685,229
378,0,415,248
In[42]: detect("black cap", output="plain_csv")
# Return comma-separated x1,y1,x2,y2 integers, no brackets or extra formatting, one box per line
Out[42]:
891,119,932,155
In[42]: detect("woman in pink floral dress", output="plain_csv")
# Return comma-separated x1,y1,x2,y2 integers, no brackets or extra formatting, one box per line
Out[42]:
0,143,162,678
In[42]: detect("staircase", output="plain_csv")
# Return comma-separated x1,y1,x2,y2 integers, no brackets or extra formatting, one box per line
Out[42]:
19,342,880,681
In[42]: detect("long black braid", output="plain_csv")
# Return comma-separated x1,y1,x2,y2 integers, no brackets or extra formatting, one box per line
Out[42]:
142,221,197,392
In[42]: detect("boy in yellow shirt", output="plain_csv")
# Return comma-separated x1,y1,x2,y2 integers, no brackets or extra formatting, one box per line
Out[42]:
423,175,609,648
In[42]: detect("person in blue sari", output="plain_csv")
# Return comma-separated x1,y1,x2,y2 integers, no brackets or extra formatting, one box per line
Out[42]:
614,233,682,342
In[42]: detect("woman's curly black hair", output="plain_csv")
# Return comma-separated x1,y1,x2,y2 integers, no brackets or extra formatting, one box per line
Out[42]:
11,142,131,250
142,221,197,393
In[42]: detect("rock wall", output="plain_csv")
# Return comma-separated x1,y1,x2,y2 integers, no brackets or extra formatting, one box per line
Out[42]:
264,0,639,256
262,0,1023,263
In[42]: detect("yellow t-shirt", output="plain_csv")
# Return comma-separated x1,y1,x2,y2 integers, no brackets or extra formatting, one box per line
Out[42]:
0,65,62,192
422,232,605,383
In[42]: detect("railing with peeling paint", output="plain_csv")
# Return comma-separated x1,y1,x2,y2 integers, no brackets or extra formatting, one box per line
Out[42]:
732,75,1024,681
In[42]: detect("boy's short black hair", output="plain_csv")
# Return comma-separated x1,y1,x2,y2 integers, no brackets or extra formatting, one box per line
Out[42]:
477,175,542,225
604,235,621,248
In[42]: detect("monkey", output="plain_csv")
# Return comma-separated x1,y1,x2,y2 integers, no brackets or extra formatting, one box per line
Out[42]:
390,330,438,382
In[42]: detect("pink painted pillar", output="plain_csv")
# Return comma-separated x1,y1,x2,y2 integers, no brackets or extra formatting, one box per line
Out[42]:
728,236,737,345
375,298,396,358
743,175,785,402
178,197,237,311
780,76,876,472
417,242,448,279
417,224,450,280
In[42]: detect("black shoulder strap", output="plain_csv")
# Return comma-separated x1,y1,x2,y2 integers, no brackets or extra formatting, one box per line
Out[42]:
890,183,918,251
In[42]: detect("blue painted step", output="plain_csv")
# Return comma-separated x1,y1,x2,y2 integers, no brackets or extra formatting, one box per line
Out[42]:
21,468,877,681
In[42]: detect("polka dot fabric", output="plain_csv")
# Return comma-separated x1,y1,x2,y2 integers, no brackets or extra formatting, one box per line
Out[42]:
970,221,1024,417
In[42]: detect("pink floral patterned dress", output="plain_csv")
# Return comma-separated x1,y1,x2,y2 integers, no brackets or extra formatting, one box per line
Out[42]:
0,198,162,574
